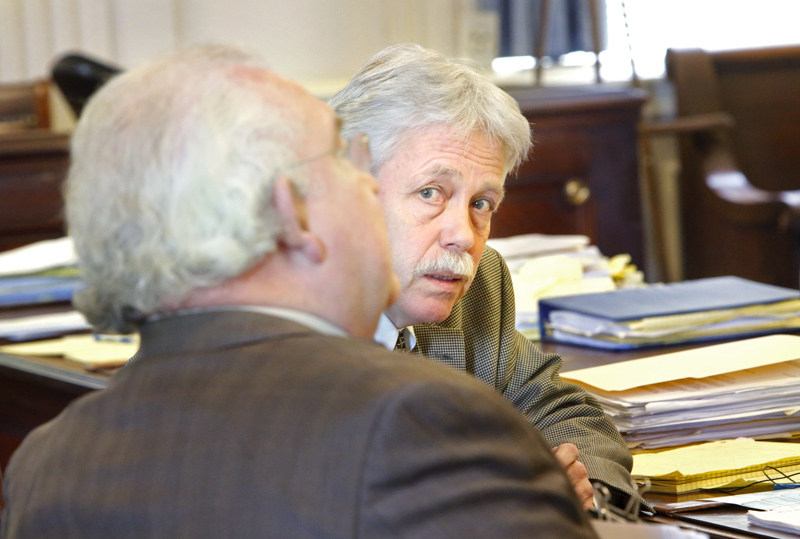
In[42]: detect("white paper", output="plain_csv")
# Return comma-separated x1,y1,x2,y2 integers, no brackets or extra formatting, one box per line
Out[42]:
0,310,91,340
748,506,800,535
486,233,589,259
0,237,77,277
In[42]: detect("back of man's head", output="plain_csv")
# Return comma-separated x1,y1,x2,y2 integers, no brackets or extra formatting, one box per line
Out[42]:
329,43,531,176
66,45,306,333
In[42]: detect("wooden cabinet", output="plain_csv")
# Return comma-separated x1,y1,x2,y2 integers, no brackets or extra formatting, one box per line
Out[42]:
495,85,648,268
0,90,648,268
0,129,70,253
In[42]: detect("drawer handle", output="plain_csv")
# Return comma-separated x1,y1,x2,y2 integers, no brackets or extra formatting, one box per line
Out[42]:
564,178,591,206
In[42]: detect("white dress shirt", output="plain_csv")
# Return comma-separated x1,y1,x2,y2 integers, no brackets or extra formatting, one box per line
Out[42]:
373,313,416,351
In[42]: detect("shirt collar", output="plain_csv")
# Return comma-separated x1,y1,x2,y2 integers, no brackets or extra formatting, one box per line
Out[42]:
374,313,416,351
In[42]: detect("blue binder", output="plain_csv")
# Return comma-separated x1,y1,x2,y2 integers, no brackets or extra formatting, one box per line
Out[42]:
0,276,83,307
538,276,800,349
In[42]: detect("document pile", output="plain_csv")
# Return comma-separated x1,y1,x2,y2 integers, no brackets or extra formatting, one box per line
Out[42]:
486,233,642,339
561,335,800,449
0,237,91,340
631,439,800,494
748,505,800,535
539,276,800,349
0,333,138,369
0,236,81,307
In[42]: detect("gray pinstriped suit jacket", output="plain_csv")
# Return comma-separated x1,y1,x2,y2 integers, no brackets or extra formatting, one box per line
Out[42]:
413,246,641,507
2,311,597,538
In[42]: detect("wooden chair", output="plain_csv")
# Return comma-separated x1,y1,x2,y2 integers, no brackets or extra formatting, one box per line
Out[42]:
0,79,50,132
665,45,800,288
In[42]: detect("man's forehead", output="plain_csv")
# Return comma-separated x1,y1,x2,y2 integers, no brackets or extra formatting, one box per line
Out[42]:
418,162,505,196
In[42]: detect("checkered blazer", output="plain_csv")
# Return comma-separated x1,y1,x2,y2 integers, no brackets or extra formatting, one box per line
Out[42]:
413,246,642,507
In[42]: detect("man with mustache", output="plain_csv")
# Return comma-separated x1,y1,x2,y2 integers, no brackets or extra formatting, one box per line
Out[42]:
331,43,642,511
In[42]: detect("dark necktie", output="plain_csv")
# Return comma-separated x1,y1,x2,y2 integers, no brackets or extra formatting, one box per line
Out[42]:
395,329,407,352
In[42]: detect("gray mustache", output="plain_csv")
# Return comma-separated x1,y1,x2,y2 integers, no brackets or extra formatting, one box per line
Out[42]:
413,251,475,279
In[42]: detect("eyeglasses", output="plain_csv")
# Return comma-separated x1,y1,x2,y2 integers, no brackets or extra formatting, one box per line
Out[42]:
278,133,371,176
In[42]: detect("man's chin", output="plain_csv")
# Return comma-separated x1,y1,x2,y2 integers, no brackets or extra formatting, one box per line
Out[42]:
386,298,456,328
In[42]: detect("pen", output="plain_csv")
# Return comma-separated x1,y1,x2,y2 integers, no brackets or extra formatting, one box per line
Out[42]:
93,333,134,344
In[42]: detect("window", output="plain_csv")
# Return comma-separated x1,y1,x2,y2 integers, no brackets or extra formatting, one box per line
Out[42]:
490,0,800,81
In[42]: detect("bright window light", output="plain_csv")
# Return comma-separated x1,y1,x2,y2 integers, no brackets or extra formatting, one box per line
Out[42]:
491,1,800,81
606,0,800,79
491,55,536,74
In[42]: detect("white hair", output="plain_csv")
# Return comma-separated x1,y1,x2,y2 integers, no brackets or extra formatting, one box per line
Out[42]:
65,45,307,333
329,43,532,175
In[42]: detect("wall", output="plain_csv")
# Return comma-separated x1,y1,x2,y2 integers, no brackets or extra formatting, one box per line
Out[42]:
0,0,677,281
0,0,495,95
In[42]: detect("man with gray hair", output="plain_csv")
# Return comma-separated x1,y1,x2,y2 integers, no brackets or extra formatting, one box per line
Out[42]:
1,45,599,537
331,43,641,511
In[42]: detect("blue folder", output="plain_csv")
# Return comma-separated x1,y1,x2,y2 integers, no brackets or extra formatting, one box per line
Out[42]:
538,276,800,349
0,275,83,307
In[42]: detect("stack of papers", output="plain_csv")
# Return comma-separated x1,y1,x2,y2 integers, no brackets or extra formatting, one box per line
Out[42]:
0,237,91,341
561,335,800,449
0,310,92,341
0,333,138,369
539,276,800,349
0,237,82,308
748,505,800,534
486,233,642,339
631,439,800,494
0,237,78,277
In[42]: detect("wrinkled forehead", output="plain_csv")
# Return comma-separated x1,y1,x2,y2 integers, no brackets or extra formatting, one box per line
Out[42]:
399,125,505,166
387,124,506,167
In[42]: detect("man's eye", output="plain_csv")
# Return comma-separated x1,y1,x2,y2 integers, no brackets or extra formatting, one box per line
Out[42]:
472,199,494,212
420,187,439,199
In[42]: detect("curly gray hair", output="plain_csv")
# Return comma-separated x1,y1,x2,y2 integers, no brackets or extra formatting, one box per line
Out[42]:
66,45,307,333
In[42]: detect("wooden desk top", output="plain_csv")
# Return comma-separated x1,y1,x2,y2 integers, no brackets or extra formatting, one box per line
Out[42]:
0,351,108,391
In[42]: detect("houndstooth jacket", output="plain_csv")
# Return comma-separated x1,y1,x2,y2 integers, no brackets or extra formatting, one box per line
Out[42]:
412,245,643,508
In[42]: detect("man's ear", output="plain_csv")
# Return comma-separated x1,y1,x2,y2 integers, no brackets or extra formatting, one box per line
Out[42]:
273,175,325,264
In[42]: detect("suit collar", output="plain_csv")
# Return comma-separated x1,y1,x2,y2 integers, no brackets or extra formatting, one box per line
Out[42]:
133,309,323,361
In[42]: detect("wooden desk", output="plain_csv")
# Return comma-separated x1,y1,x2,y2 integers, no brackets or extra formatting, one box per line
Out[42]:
0,351,107,468
0,304,110,469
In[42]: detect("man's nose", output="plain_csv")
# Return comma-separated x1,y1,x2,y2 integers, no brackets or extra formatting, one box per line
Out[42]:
439,204,475,252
